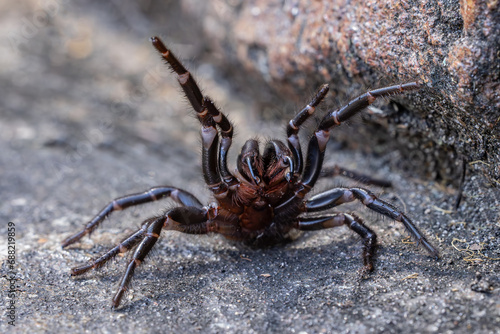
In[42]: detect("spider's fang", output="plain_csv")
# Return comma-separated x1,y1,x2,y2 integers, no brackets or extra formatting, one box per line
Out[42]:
246,157,260,184
284,156,294,182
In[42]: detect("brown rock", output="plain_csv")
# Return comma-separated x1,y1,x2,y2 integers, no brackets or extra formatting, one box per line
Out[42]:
181,0,500,185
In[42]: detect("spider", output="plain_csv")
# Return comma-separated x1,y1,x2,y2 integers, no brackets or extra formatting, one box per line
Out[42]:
63,36,439,308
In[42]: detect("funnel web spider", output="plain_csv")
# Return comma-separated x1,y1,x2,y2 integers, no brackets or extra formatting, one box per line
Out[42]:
63,36,438,308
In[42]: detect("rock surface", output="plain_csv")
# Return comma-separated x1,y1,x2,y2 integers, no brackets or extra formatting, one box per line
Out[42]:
181,0,500,184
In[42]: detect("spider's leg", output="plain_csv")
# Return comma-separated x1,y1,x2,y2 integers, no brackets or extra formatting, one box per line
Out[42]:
198,115,236,204
111,206,215,308
70,217,157,276
304,186,438,258
287,84,329,175
297,213,376,270
320,165,392,188
151,37,204,113
204,97,237,186
197,98,238,195
62,186,202,248
300,82,419,190
276,83,419,222
151,36,238,193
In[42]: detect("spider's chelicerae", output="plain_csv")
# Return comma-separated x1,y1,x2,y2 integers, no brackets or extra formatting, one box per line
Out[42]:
63,36,439,308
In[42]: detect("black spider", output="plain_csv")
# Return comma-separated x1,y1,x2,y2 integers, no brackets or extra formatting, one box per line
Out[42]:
63,36,438,308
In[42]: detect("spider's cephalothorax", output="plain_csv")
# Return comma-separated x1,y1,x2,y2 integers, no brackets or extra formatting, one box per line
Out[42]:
63,36,439,308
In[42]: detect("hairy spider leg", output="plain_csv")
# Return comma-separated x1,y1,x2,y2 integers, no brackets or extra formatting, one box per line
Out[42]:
70,217,158,276
320,165,392,188
61,187,202,248
297,212,376,270
150,37,237,197
301,82,420,190
110,206,214,308
286,84,329,176
304,187,438,258
72,205,217,308
276,83,420,213
286,85,391,187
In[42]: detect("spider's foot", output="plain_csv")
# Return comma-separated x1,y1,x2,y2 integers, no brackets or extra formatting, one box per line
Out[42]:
70,263,94,276
112,289,127,309
61,230,87,248
416,237,440,260
359,263,374,279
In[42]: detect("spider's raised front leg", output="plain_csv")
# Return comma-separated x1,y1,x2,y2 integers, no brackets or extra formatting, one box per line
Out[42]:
279,83,419,215
71,205,216,308
286,84,329,176
151,37,238,197
297,213,376,271
304,187,438,258
62,187,203,248
300,82,420,191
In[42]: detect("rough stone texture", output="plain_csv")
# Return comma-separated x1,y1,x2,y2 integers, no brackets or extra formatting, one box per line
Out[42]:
1,1,499,334
181,0,500,185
